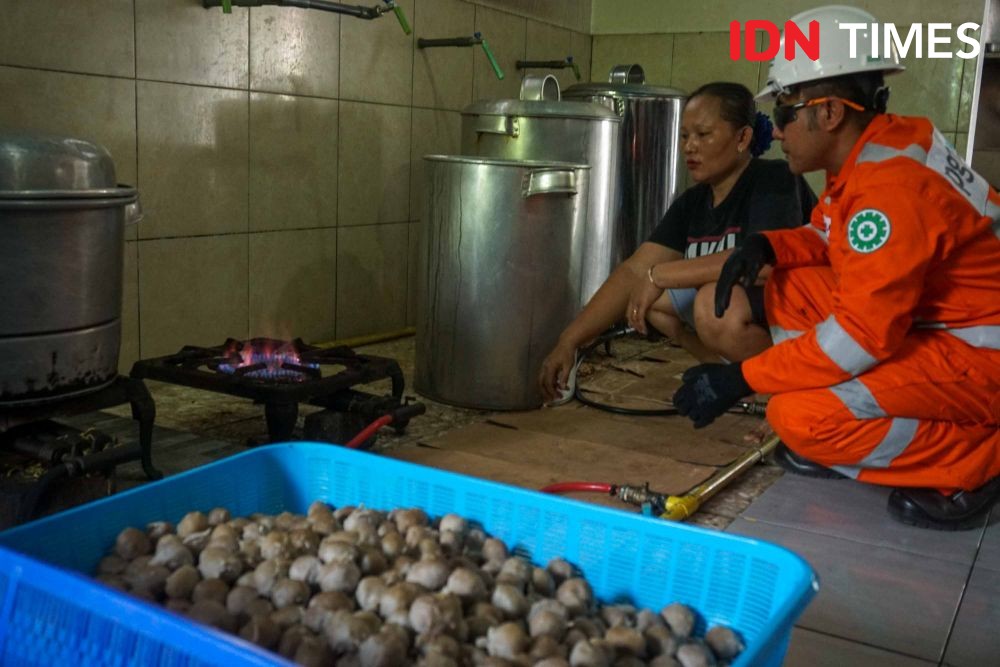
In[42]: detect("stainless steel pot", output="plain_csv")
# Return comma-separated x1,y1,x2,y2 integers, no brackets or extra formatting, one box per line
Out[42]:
460,99,620,307
415,156,589,411
563,69,685,260
0,133,140,405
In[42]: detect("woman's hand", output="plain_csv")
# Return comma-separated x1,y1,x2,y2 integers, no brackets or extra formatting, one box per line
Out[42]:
626,265,665,336
538,342,577,403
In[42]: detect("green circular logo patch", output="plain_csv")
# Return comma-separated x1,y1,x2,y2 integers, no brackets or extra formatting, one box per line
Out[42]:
847,209,891,253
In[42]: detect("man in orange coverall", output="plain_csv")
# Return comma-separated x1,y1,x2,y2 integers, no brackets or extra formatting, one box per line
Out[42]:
672,6,1000,530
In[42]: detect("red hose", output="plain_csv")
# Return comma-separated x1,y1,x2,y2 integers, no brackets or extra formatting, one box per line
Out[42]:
540,481,614,495
345,414,394,449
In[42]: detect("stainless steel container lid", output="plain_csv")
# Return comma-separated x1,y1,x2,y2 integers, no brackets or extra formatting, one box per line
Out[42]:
424,155,590,169
462,99,621,122
562,82,686,100
0,132,136,200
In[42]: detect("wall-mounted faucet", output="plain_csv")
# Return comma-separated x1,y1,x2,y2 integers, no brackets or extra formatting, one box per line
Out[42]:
202,0,411,35
516,56,580,81
417,32,504,80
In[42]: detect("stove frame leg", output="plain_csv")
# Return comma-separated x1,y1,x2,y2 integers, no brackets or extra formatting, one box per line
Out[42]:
125,378,162,480
265,401,299,443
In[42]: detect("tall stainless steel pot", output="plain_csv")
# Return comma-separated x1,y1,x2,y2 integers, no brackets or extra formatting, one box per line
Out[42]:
0,133,140,405
415,156,589,411
563,72,685,259
460,99,620,307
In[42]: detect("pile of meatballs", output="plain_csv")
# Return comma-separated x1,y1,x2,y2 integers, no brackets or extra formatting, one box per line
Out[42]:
95,502,745,666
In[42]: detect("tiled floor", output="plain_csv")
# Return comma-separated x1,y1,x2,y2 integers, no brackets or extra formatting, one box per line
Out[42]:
13,335,1000,665
727,474,1000,666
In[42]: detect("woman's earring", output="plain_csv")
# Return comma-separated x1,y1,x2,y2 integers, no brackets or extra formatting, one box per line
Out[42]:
737,146,744,153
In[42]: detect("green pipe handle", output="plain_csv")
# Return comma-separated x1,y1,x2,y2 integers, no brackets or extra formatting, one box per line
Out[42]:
386,1,411,34
478,36,504,80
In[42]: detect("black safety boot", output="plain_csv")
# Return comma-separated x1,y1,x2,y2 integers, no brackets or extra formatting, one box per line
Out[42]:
773,443,847,480
887,476,1000,531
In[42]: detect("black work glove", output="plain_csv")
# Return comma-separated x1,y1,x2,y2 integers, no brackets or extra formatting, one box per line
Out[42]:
672,363,752,428
715,233,776,318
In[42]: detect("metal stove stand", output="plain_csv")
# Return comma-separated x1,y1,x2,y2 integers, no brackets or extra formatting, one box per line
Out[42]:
0,375,161,524
130,338,423,445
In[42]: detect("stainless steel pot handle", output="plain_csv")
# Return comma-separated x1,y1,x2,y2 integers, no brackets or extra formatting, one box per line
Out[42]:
522,169,577,197
520,74,560,101
473,115,519,138
609,63,645,85
123,192,144,225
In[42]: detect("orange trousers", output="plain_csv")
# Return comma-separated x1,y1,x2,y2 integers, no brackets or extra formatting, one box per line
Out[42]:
763,267,1000,492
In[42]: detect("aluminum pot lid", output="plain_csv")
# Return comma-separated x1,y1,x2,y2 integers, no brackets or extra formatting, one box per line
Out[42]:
0,131,133,197
562,82,686,100
424,155,590,169
462,99,620,122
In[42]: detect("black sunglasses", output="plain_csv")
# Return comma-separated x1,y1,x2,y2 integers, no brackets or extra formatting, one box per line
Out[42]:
773,96,866,130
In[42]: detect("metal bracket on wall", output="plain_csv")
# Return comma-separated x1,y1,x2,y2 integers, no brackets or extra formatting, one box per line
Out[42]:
516,57,581,81
202,0,411,34
417,33,504,80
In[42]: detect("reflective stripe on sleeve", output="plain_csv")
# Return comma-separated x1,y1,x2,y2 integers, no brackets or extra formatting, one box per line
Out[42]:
856,142,928,166
856,133,994,219
816,315,878,376
828,378,885,419
988,199,1000,240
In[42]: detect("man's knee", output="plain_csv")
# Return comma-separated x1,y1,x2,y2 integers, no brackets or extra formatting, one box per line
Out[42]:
767,391,862,465
767,394,811,448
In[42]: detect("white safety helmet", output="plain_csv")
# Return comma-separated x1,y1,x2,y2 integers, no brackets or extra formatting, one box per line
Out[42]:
755,5,905,101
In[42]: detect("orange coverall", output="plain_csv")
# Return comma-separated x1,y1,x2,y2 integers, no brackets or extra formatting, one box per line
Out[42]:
742,114,1000,492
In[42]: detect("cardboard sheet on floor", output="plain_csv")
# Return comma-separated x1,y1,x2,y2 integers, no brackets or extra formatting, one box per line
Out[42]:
485,404,749,466
388,445,636,511
544,358,764,465
413,421,717,496
578,358,683,407
639,346,688,363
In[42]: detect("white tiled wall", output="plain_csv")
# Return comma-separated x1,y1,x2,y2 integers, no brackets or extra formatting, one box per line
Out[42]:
0,0,594,366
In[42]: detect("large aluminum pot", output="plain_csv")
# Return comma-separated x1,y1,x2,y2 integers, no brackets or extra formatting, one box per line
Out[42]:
563,69,685,259
415,156,589,411
460,99,619,307
0,132,140,405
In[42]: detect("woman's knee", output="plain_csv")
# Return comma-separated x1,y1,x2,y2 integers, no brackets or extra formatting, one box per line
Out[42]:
694,282,748,339
648,310,685,340
692,284,719,334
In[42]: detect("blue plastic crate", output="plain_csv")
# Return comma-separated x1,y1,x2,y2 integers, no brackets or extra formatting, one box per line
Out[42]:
0,443,817,666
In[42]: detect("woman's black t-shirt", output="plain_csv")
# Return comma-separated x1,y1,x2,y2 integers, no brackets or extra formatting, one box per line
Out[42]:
648,158,817,258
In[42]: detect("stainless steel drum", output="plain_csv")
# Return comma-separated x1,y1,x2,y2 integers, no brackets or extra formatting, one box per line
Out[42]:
563,69,685,259
415,156,590,411
460,99,619,307
0,132,140,404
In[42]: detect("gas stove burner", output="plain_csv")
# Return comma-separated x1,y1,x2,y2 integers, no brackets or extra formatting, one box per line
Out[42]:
214,339,321,383
130,338,424,445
